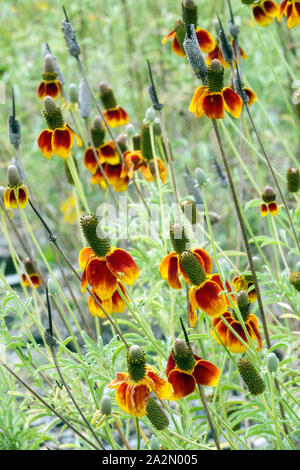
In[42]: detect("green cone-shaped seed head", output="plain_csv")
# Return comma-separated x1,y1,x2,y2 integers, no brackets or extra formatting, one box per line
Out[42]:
207,60,224,93
91,115,105,148
80,214,111,257
287,167,300,193
99,82,117,110
173,339,195,371
7,164,21,187
183,0,198,27
175,20,186,53
69,83,78,104
237,290,250,322
289,272,300,292
170,223,190,254
179,251,206,286
100,395,112,415
238,358,265,395
141,122,153,161
43,96,64,130
133,134,141,151
146,397,169,430
24,258,36,276
262,186,276,203
127,345,146,382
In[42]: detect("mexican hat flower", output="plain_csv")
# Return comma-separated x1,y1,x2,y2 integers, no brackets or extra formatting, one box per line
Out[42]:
252,0,279,26
278,0,300,28
260,186,279,216
189,59,243,119
37,96,82,159
140,122,167,184
37,54,62,100
166,339,220,400
79,214,139,306
90,168,107,189
83,116,119,174
243,87,257,106
160,223,213,289
104,163,130,192
211,291,262,353
21,258,41,288
232,274,257,303
162,1,215,57
4,165,28,210
109,345,172,418
121,150,147,179
180,250,234,324
99,82,129,128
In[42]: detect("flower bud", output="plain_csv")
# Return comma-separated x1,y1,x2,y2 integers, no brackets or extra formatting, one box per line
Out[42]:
48,278,59,296
69,83,78,104
145,107,156,123
287,167,300,193
146,397,169,430
44,54,56,74
195,167,208,186
289,272,300,292
116,134,128,153
238,358,265,395
126,123,135,138
80,214,111,257
24,258,36,276
228,22,240,39
99,82,117,109
183,0,198,27
100,395,112,415
267,353,279,373
218,29,234,65
79,79,90,119
127,345,146,382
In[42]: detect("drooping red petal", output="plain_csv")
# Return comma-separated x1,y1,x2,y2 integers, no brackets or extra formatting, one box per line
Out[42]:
52,128,72,159
191,248,213,275
226,322,251,353
268,202,279,216
145,368,173,399
167,369,196,400
165,352,177,378
45,81,60,99
202,93,225,119
167,255,182,289
194,279,228,318
192,359,220,387
79,247,94,271
37,82,46,98
86,257,118,300
260,203,268,217
37,129,53,159
172,36,186,57
106,248,139,285
99,141,119,165
195,28,215,53
222,87,243,119
84,147,100,174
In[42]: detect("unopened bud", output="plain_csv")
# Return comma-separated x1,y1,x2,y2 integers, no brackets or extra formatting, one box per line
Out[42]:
195,167,208,186
100,395,112,415
267,353,279,373
44,54,55,74
69,83,78,104
126,123,135,138
262,186,276,203
145,107,156,123
287,167,300,193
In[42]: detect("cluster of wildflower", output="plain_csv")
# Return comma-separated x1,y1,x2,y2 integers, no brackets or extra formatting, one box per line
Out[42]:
248,0,300,29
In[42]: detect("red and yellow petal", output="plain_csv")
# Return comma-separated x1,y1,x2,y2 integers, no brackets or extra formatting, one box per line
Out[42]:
222,87,243,119
105,163,123,186
38,129,54,159
192,359,220,387
162,30,176,44
86,257,118,300
52,127,72,159
145,367,173,400
79,247,94,271
253,5,274,25
248,314,263,350
99,141,119,165
167,255,182,289
165,352,177,377
17,185,29,208
106,248,139,285
45,81,61,99
88,289,112,317
84,147,101,174
108,372,130,388
268,201,279,215
111,282,129,313
189,86,209,118
232,275,246,292
90,168,107,188
261,203,268,217
286,1,300,28
192,279,228,318
189,302,198,328
263,0,280,16
157,158,167,184
172,36,186,57
37,82,46,99
211,312,233,346
278,0,288,19
244,87,257,106
202,92,225,119
167,369,196,400
195,28,215,53
226,322,250,353
104,107,129,128
206,44,229,68
65,123,82,147
116,382,149,417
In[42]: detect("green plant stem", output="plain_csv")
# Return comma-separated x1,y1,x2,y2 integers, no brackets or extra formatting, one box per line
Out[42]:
197,384,221,450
